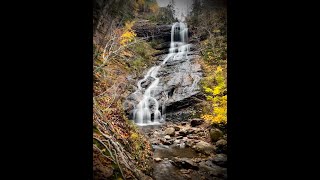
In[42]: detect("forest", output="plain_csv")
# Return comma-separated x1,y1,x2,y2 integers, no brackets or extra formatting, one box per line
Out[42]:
93,0,227,179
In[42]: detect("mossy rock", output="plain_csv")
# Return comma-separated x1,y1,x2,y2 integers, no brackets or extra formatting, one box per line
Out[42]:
210,128,223,142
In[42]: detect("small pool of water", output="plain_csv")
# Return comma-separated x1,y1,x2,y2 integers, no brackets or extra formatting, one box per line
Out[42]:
153,145,204,160
137,124,164,134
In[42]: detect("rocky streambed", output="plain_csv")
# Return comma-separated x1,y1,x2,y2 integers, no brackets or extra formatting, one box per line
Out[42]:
139,119,227,180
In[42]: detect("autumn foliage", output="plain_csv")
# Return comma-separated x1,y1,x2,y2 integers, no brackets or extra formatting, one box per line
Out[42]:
201,65,227,124
93,17,157,179
188,4,227,126
120,21,136,45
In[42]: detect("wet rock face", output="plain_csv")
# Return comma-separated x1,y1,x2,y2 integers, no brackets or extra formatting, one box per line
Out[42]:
132,20,193,42
165,106,200,122
123,92,143,119
140,76,156,89
124,54,204,120
157,55,204,112
132,20,172,42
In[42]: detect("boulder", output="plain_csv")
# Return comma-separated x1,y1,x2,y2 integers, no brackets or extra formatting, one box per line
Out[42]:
164,127,176,136
187,128,195,134
198,161,227,179
174,126,181,131
216,139,227,153
212,154,227,167
193,128,201,133
194,141,216,155
179,129,188,136
160,138,173,145
190,118,204,127
171,157,199,170
210,128,223,142
185,139,195,147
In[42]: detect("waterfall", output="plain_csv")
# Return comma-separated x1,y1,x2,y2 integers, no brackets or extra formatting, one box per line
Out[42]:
133,22,190,126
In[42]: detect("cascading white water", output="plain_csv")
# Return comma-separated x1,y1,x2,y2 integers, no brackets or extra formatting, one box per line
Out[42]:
133,22,190,126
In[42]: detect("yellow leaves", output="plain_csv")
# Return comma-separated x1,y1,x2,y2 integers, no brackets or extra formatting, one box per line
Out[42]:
206,95,214,101
214,83,225,95
202,94,227,125
216,76,224,84
213,86,222,95
204,71,225,96
212,66,226,96
131,132,139,141
221,95,227,102
216,66,223,73
120,21,136,45
201,58,227,125
213,106,226,116
201,110,226,124
122,31,134,39
204,87,214,94
120,30,136,45
202,114,214,121
213,114,227,124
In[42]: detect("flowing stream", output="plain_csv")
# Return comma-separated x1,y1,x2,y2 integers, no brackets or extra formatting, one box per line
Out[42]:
133,22,191,126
